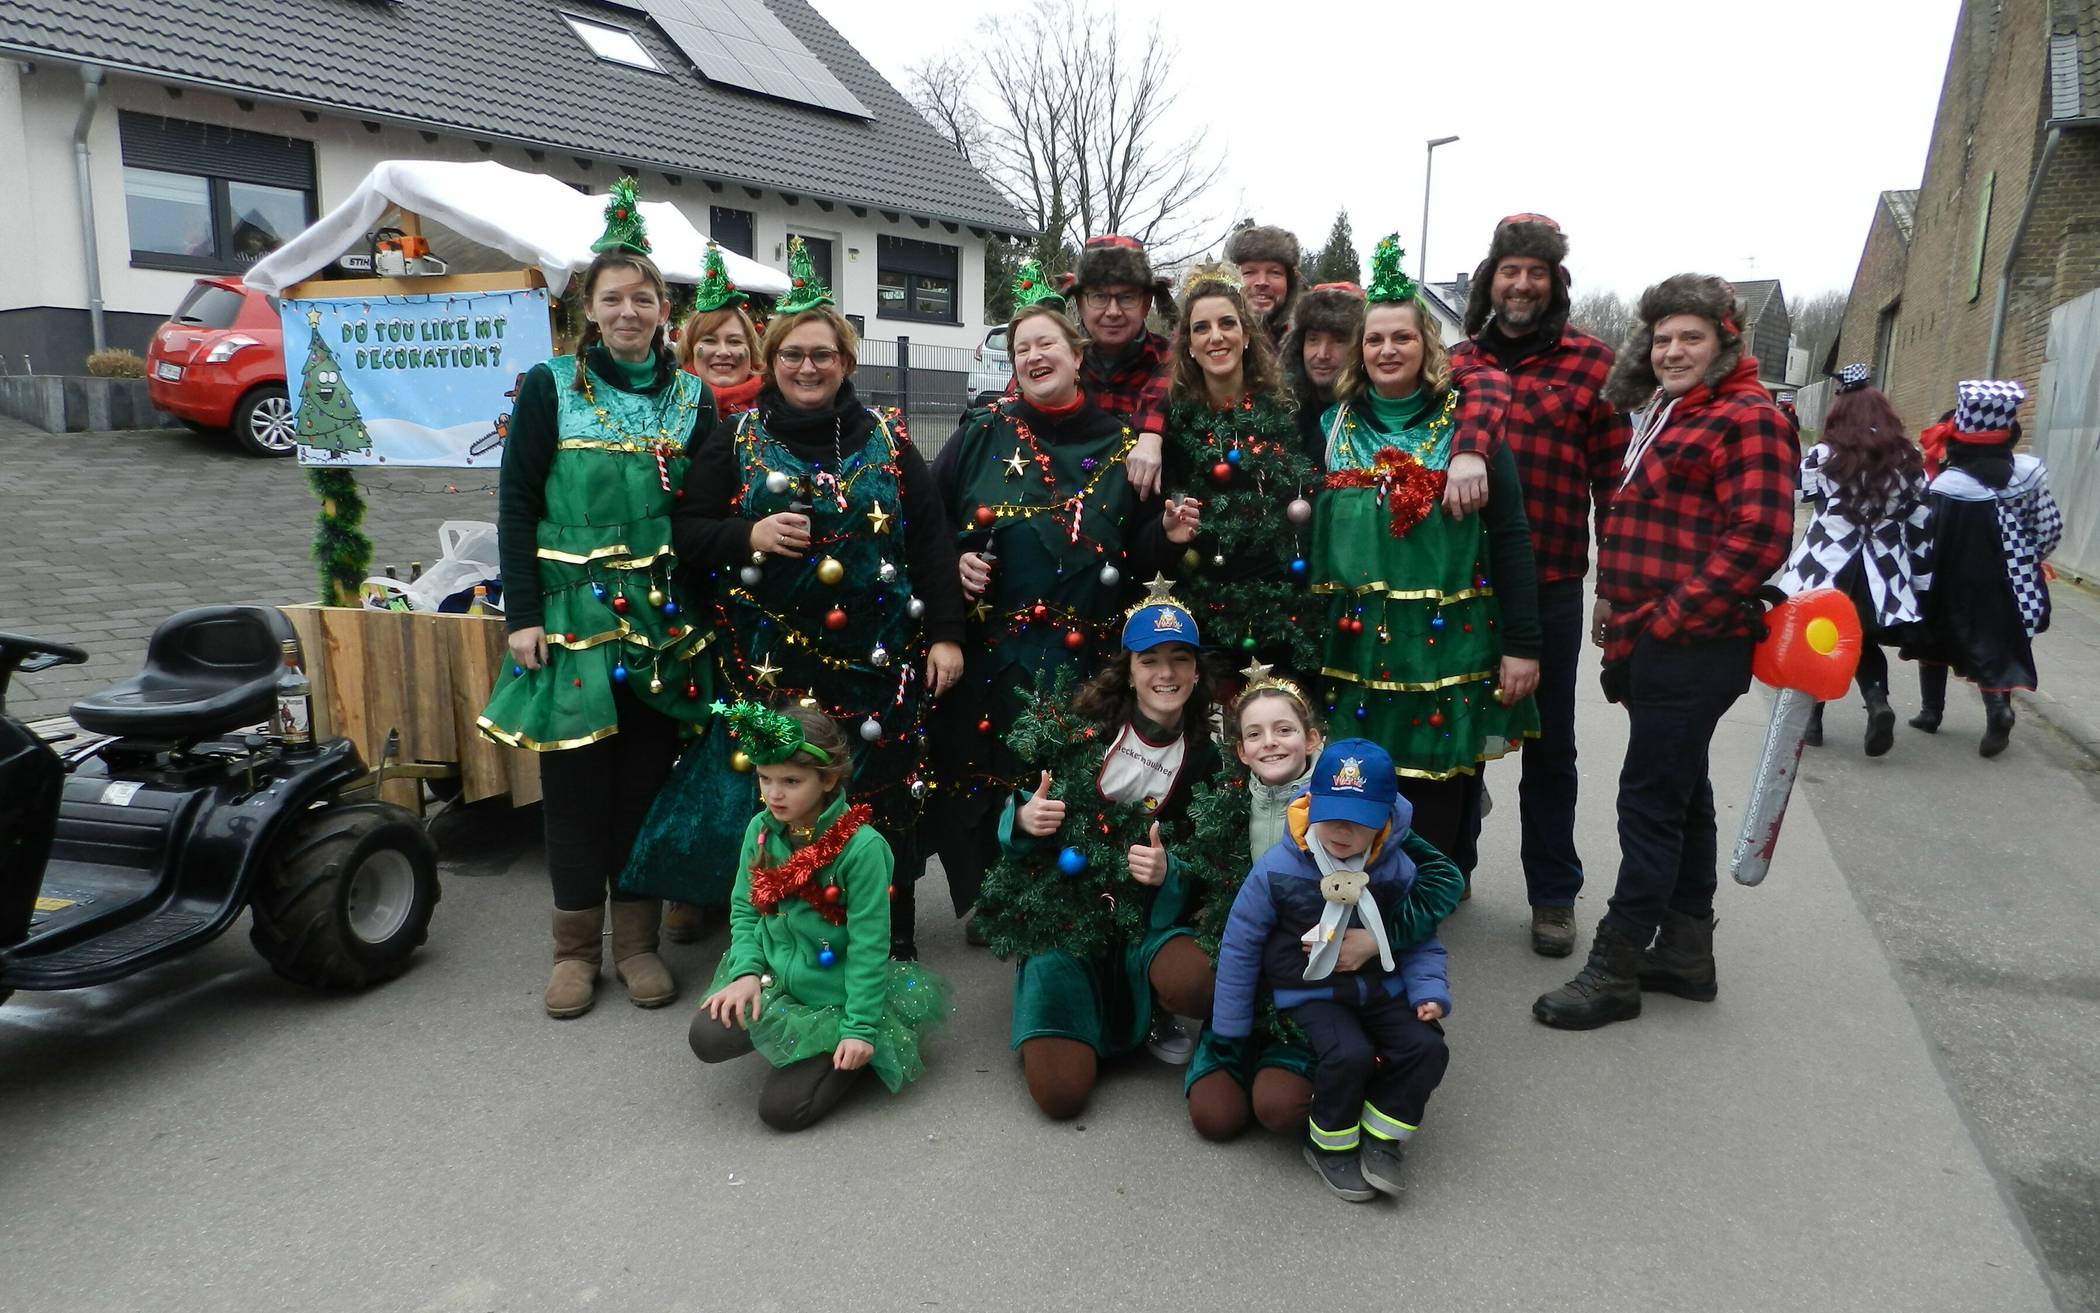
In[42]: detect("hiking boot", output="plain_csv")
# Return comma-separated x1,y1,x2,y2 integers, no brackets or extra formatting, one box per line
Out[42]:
1145,1013,1195,1065
1803,701,1824,747
1530,905,1576,957
1359,1137,1408,1197
1302,1145,1377,1203
1980,692,2015,758
1862,686,1895,757
1637,909,1718,1001
1907,706,1943,733
1532,920,1645,1030
545,905,603,1019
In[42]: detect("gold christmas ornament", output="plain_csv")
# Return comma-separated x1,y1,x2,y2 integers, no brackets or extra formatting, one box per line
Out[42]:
816,556,846,586
730,750,754,773
647,587,666,607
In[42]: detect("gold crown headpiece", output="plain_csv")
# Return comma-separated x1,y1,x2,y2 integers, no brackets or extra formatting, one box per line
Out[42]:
1176,259,1244,303
1231,658,1309,714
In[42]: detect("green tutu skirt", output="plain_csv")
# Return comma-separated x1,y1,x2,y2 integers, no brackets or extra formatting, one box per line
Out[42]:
707,957,953,1093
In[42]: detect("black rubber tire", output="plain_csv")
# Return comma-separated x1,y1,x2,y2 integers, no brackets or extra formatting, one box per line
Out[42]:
249,801,441,990
230,383,297,457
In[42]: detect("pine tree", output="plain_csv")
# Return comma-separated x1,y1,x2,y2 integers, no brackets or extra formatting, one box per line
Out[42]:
984,239,1023,322
1311,209,1362,286
292,319,371,456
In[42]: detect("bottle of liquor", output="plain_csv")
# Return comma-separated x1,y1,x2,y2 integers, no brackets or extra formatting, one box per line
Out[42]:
385,565,399,580
275,639,314,747
409,561,424,583
468,584,488,616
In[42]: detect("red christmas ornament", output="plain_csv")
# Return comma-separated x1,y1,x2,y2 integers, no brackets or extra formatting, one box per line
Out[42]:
1428,711,1445,727
1211,462,1233,483
1031,603,1049,622
564,633,576,642
572,677,583,688
1335,617,1352,634
974,505,996,528
1063,629,1085,650
685,683,700,699
614,207,628,219
667,625,682,638
612,595,629,614
823,884,841,903
794,277,806,289
825,608,849,631
1349,617,1365,634
977,718,993,734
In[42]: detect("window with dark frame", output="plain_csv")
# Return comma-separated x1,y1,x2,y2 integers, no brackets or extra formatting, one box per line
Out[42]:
710,206,755,259
876,235,959,324
118,112,315,275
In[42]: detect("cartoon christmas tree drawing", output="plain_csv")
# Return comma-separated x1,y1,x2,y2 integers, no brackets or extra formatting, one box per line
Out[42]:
293,309,372,456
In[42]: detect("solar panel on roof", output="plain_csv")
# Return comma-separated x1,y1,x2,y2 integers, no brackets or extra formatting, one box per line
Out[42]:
642,0,870,119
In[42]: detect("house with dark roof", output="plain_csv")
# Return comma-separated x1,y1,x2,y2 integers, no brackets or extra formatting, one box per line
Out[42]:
1828,0,2100,430
1727,278,1796,389
0,0,1030,369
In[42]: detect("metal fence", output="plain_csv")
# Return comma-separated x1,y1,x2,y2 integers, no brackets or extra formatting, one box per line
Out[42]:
855,336,992,454
2032,287,2100,581
1792,377,1834,441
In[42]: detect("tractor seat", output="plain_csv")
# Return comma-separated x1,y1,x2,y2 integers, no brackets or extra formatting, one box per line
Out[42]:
70,605,296,740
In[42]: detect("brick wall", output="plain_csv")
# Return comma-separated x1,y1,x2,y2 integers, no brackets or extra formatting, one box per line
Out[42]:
1859,0,2100,434
1833,202,1910,383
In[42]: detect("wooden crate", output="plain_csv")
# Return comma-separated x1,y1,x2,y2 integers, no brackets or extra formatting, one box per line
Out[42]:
283,604,541,812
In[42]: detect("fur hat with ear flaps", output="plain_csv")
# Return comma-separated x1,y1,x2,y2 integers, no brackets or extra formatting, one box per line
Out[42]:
1462,215,1571,337
1225,223,1304,330
1282,281,1367,392
1068,234,1176,318
1602,273,1747,411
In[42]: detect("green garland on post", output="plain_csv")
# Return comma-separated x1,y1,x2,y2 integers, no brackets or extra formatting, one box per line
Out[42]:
307,466,371,606
977,667,1201,961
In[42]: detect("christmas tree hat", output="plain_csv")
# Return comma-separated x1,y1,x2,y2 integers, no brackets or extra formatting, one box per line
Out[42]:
591,176,652,256
692,242,748,314
1365,233,1417,304
712,698,832,766
774,235,834,315
1010,257,1064,312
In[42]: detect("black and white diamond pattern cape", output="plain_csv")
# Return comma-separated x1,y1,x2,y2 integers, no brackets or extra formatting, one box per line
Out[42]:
1925,455,2062,637
1776,442,1932,631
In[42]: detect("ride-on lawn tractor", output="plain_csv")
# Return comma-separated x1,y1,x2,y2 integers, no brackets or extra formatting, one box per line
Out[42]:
0,605,440,1010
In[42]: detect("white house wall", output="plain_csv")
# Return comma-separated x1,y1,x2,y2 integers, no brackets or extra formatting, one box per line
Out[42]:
3,63,994,358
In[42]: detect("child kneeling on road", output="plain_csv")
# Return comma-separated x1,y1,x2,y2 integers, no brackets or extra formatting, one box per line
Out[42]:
1212,738,1453,1202
690,702,950,1132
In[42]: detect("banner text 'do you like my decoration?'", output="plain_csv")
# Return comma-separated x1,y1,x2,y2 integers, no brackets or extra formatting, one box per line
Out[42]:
281,286,553,468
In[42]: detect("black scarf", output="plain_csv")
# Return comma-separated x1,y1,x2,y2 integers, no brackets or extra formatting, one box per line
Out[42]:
756,379,875,463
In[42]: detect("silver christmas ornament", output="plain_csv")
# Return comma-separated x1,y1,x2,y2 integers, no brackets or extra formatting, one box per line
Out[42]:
909,778,928,800
740,565,763,586
1099,564,1120,587
1287,497,1313,525
907,597,926,619
870,642,891,668
860,717,883,741
764,470,791,495
877,560,899,584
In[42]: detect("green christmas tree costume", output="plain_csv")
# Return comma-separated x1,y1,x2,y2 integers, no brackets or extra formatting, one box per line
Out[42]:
1162,393,1320,675
293,313,372,457
1312,390,1539,777
478,354,714,749
705,795,952,1092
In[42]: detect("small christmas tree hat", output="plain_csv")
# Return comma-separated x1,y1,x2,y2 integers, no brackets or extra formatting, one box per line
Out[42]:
1011,257,1065,312
774,235,834,314
591,176,652,256
1365,233,1417,304
711,699,832,766
692,241,748,313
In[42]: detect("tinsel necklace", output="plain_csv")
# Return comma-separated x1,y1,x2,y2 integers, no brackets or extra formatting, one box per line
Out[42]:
747,802,871,927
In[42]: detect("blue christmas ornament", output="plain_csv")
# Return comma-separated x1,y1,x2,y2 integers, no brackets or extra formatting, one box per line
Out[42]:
1225,447,1242,466
662,600,679,618
1431,614,1446,630
1355,705,1368,720
592,583,607,600
817,942,837,969
1289,557,1308,577
1057,846,1088,876
611,664,629,683
511,665,524,677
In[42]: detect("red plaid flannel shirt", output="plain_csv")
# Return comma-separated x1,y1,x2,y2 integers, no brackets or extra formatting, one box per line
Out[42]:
1006,332,1173,436
1443,357,1512,465
1450,330,1627,584
1595,365,1797,665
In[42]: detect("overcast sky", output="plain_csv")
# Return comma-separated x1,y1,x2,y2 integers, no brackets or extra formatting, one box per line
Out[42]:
816,0,1961,302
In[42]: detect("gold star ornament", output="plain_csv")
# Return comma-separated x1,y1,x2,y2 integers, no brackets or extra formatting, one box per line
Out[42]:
866,501,892,534
751,656,782,687
1003,448,1028,479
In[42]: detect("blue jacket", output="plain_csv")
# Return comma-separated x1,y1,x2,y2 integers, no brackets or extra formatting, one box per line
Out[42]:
1211,795,1453,1039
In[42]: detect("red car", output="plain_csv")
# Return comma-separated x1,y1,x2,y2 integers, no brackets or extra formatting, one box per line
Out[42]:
146,277,292,457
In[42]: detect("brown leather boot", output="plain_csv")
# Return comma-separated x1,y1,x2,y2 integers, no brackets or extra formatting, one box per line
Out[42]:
663,900,707,944
610,898,677,1007
546,906,603,1019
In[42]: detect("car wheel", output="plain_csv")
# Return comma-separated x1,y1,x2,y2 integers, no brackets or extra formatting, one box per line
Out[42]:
248,801,441,990
232,384,297,457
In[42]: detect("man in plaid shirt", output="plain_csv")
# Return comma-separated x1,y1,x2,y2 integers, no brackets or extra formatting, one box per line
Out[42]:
1533,274,1795,1032
1449,214,1627,958
1013,234,1174,498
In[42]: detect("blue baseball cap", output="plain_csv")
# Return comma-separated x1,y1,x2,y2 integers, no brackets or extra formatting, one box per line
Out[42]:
1122,600,1200,652
1306,738,1398,829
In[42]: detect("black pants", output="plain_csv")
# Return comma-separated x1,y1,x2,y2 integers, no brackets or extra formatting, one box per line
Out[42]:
1288,995,1449,1141
688,1010,866,1132
537,683,683,911
1600,634,1754,941
1519,579,1586,906
1854,641,1889,691
1398,776,1478,869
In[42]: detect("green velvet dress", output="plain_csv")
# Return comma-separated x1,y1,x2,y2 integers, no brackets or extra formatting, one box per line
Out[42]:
478,352,713,750
1313,388,1539,778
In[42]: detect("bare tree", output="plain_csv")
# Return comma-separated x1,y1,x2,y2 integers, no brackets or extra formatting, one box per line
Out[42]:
1788,288,1848,374
906,0,1225,261
1571,289,1635,351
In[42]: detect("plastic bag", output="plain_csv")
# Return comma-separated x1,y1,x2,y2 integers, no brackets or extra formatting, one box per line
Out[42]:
359,521,502,614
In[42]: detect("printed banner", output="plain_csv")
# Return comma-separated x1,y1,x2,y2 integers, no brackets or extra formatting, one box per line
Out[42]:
281,286,553,467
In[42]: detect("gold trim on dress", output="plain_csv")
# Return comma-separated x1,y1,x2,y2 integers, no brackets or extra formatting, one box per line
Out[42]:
535,542,674,567
1308,582,1493,602
1323,665,1499,693
475,715,620,752
1391,728,1540,779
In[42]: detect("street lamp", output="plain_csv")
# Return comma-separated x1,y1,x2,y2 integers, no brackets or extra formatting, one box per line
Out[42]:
1420,135,1459,282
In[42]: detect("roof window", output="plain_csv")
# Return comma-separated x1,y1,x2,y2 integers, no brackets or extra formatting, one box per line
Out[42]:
565,14,664,72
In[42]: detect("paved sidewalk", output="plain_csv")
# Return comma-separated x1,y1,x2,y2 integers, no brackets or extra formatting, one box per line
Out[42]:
2017,573,2100,762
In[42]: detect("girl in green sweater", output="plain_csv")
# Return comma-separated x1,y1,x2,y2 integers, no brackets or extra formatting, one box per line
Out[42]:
690,704,950,1131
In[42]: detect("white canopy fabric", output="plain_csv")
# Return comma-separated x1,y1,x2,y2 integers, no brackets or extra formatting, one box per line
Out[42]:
243,159,789,296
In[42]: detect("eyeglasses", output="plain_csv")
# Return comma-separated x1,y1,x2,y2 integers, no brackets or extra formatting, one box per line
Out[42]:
1080,290,1148,312
776,348,841,369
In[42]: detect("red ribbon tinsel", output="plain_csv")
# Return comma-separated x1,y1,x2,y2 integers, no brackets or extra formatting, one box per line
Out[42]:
1323,446,1446,539
747,802,871,926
